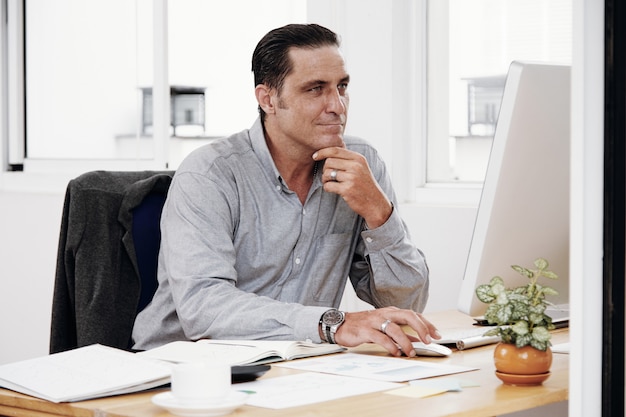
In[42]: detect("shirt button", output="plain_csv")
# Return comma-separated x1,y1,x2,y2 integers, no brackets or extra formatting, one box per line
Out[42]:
295,258,301,265
276,185,281,191
366,237,373,243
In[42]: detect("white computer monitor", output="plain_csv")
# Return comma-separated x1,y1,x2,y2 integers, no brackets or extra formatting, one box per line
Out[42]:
457,61,571,317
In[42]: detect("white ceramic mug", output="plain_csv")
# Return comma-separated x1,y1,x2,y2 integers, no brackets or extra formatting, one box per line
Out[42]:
170,362,231,404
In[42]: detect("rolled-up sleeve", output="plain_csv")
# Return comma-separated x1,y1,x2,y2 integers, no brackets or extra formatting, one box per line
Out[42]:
350,207,429,312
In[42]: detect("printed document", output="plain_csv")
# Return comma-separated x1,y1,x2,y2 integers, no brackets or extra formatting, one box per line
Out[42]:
276,352,477,382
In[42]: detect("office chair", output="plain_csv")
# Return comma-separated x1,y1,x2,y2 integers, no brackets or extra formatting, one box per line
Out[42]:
49,170,174,354
132,191,168,313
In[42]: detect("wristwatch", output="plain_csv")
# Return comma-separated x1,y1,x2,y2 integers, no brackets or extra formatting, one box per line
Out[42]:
320,309,345,344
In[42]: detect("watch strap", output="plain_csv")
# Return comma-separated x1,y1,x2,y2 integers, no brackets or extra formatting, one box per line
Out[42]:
326,326,335,344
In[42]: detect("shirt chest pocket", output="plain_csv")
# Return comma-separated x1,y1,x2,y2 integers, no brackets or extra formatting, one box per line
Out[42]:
310,232,354,303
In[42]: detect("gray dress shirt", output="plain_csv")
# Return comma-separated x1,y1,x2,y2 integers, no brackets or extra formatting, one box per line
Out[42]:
132,118,429,350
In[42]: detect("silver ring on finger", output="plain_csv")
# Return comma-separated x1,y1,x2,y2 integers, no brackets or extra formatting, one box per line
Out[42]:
330,169,338,182
380,319,392,335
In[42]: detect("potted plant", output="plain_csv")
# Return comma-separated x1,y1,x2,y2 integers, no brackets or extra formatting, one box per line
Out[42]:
475,257,559,386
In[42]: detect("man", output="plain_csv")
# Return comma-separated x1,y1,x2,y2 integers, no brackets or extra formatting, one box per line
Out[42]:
133,23,440,357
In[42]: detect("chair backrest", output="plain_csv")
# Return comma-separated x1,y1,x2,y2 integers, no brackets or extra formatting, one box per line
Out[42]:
50,170,174,353
132,191,168,313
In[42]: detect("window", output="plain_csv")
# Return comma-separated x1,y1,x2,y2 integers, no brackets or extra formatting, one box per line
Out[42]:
2,1,572,191
427,0,572,183
25,0,152,161
14,0,305,171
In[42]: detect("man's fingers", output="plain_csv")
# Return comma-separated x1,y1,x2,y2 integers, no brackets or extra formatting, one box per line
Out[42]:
378,320,416,357
336,308,442,358
375,310,442,354
410,313,442,341
312,146,350,161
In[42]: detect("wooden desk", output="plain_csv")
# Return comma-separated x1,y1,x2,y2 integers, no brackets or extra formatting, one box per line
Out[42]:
0,311,568,417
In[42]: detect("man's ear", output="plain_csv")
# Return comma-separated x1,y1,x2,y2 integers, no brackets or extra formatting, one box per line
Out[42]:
255,84,275,115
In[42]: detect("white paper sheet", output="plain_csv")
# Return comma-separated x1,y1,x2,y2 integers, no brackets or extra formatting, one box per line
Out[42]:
0,344,171,402
236,372,401,409
275,352,477,382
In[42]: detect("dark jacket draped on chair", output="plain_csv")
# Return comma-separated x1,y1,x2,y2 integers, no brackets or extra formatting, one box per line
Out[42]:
50,170,174,353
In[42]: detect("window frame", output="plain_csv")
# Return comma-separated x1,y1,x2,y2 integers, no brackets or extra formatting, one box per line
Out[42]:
0,0,171,177
3,0,25,171
0,1,164,194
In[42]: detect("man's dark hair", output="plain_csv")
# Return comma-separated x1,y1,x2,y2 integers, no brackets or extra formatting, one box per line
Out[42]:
252,23,340,121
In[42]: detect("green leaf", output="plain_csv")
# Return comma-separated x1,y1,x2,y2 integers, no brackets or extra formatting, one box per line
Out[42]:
494,304,513,324
484,328,500,337
499,329,516,344
508,293,528,302
515,333,533,348
529,303,546,315
529,312,544,324
511,296,529,306
511,321,529,335
534,258,549,270
512,265,534,278
542,287,559,296
476,284,495,303
530,339,549,351
489,276,505,286
491,280,506,296
496,291,509,305
541,270,559,280
532,326,552,342
484,304,501,322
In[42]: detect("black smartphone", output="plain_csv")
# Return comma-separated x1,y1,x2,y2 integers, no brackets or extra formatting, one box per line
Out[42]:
231,364,271,383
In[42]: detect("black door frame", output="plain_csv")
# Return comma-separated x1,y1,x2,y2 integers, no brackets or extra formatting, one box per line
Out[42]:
603,0,626,415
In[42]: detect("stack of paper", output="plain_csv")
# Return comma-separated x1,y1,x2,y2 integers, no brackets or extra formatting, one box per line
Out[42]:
0,344,171,403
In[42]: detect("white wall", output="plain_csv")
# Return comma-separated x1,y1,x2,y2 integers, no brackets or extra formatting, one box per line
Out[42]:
0,190,65,363
568,0,605,415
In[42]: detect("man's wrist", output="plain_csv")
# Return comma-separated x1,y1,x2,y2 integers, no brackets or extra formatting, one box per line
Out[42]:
319,309,345,344
319,320,328,343
364,201,394,230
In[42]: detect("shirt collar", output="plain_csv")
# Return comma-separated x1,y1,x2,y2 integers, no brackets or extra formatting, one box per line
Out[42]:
249,117,282,184
248,117,323,191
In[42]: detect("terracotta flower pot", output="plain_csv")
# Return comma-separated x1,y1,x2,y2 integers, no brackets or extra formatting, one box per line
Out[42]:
493,342,553,386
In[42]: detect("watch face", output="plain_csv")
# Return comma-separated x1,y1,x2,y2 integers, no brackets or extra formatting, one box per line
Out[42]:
323,309,344,326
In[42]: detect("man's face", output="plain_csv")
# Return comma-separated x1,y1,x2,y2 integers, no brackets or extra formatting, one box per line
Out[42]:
269,45,350,152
